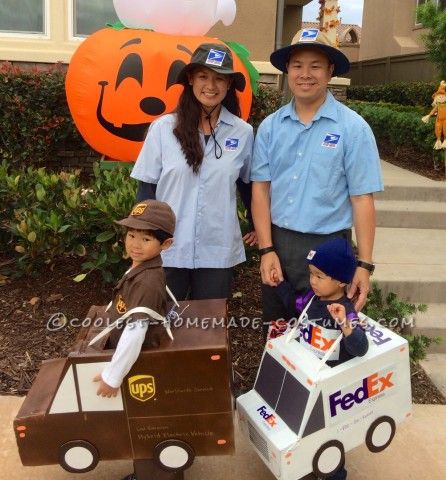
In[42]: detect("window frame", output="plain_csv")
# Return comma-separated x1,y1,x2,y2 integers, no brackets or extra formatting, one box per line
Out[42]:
415,0,444,26
68,0,118,41
0,0,50,39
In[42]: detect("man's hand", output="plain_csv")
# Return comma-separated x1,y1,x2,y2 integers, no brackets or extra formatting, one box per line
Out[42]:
243,230,257,246
347,267,371,312
93,374,119,397
260,251,284,286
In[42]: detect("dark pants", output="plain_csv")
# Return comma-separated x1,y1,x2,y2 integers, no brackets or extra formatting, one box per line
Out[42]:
328,466,347,480
261,225,352,339
164,267,234,301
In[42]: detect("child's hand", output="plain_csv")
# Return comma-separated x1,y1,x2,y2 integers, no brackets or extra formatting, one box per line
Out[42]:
93,374,120,397
327,304,352,336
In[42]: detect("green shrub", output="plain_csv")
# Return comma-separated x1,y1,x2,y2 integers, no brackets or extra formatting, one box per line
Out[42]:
249,84,285,131
0,62,87,168
348,81,437,107
363,282,440,363
1,161,137,283
346,101,435,154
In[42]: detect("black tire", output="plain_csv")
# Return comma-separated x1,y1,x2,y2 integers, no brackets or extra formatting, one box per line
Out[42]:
312,439,345,478
366,416,396,453
153,439,195,472
59,440,99,473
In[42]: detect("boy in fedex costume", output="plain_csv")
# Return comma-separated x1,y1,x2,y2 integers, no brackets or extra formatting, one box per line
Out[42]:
237,239,412,479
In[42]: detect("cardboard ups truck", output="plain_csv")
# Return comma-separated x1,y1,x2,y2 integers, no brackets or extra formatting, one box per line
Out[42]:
237,314,412,479
14,299,234,478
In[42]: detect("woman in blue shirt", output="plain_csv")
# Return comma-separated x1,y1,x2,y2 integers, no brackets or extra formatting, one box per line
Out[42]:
131,43,256,300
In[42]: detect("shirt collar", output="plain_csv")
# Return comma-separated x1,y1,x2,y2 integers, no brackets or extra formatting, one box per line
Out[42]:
114,255,163,289
281,90,338,123
216,105,235,127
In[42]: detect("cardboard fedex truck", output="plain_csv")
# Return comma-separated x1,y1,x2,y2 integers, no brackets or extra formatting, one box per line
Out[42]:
14,299,234,479
237,314,412,479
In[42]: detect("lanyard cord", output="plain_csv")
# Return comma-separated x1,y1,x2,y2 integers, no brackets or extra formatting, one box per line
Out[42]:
201,104,222,159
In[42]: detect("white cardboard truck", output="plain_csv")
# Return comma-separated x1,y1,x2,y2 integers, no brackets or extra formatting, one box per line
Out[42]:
237,314,412,479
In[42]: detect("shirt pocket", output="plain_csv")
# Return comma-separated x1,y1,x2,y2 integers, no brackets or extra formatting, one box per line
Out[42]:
309,147,344,202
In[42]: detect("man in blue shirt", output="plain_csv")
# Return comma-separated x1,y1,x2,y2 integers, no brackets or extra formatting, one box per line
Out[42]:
251,29,383,343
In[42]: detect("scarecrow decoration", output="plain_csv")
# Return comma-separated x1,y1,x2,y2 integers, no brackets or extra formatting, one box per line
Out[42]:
422,80,446,150
65,0,258,162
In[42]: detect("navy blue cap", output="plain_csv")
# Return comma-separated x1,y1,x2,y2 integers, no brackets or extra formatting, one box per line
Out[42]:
307,238,356,284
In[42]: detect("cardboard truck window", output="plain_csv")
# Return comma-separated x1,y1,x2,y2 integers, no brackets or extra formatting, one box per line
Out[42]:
14,299,234,476
237,313,412,479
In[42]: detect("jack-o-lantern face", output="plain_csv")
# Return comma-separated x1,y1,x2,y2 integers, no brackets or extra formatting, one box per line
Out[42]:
66,29,252,161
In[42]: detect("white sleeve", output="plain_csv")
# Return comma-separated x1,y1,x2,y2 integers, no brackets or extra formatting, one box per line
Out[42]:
101,322,148,388
131,119,163,184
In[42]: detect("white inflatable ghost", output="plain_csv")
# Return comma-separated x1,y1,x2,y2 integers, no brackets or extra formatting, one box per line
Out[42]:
113,0,237,36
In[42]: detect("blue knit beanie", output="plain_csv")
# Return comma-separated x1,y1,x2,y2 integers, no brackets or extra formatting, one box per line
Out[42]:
307,238,356,284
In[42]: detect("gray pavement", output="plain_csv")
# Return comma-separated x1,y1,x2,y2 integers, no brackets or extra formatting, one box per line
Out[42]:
1,396,445,480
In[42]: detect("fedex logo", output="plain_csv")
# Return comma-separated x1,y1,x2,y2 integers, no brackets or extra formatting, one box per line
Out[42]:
301,324,336,351
364,323,392,346
329,370,395,417
257,405,277,427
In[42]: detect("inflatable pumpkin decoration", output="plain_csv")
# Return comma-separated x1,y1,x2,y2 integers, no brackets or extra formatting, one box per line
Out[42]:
66,28,253,161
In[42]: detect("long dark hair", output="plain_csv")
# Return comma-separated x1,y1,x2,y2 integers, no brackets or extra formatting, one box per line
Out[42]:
173,80,242,174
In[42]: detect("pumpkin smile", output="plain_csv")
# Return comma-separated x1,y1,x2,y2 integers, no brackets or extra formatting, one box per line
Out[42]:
96,80,164,142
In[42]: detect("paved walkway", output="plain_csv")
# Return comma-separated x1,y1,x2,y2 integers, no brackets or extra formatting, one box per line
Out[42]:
1,396,445,480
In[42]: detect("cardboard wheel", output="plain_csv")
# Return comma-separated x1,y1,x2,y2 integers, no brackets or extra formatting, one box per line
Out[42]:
59,440,99,473
366,416,396,453
312,439,345,478
153,440,195,472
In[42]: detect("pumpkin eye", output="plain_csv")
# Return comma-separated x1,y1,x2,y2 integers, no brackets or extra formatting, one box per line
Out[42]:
116,53,144,89
166,60,187,89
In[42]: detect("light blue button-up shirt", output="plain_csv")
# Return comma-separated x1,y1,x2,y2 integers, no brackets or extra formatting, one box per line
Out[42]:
131,106,253,268
251,91,383,234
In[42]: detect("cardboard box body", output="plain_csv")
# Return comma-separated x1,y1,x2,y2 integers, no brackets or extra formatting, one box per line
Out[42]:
14,299,234,468
237,315,412,480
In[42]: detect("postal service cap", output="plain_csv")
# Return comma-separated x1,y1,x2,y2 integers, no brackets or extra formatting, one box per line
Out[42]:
270,28,350,76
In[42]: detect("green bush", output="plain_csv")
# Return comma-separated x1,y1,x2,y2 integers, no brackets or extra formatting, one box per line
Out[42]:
346,101,435,154
0,62,87,168
363,282,440,363
1,161,137,283
249,84,285,131
348,81,437,107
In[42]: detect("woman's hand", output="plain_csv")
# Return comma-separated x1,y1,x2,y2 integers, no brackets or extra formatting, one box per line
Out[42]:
93,374,119,397
243,230,257,246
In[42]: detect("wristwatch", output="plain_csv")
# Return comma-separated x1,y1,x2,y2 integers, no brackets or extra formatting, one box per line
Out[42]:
357,260,375,275
258,246,276,256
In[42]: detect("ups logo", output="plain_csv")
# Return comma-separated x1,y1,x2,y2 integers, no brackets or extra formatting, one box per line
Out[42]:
128,375,156,402
116,295,127,314
131,203,147,216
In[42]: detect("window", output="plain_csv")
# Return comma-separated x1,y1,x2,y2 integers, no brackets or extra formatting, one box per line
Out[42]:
0,0,46,35
72,0,119,37
416,0,446,25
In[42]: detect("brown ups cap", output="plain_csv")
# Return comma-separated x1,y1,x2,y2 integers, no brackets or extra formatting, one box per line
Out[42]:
115,200,176,236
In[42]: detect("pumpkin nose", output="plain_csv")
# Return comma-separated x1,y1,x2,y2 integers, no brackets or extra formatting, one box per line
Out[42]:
140,97,166,116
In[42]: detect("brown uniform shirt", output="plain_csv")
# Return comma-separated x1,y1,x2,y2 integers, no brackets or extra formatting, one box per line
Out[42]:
92,255,168,349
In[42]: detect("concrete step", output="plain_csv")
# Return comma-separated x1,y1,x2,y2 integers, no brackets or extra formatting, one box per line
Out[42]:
360,228,446,305
380,161,446,202
375,199,446,229
413,304,446,353
377,185,446,203
420,354,446,397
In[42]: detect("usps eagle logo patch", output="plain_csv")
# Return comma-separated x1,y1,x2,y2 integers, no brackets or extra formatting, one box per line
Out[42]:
225,138,239,151
322,133,341,148
307,250,316,260
300,29,319,42
206,49,226,67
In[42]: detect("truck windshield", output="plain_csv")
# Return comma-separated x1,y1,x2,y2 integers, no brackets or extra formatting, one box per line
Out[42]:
254,353,325,438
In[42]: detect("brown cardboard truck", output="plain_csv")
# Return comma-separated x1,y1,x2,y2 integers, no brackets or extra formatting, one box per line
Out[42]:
14,299,234,477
